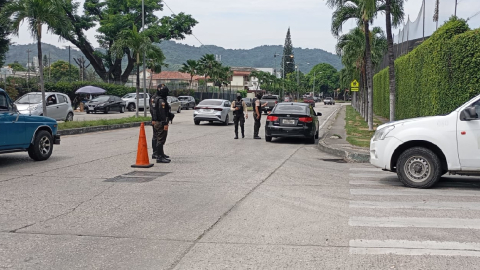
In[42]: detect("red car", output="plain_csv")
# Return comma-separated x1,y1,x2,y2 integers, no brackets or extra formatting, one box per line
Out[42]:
303,97,315,107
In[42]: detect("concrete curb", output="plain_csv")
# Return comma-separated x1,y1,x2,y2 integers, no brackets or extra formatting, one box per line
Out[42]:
58,121,151,136
317,106,370,163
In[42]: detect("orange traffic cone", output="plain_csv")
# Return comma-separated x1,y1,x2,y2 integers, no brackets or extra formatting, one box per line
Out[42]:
131,122,154,168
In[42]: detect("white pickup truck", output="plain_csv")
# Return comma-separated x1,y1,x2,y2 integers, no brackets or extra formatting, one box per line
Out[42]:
370,94,480,188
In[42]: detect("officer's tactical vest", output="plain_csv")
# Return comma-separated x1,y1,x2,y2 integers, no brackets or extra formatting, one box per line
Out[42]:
234,100,243,115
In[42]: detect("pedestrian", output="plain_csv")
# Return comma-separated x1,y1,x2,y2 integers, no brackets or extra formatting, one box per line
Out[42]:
231,94,248,139
149,89,158,160
152,84,171,163
253,93,267,139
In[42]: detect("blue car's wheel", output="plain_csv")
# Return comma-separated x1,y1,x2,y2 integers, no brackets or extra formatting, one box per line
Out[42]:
28,130,53,161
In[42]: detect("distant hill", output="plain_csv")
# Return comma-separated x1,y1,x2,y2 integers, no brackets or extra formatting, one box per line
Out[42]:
5,41,342,73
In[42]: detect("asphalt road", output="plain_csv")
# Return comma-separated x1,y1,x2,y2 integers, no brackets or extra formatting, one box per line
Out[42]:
70,110,148,122
2,103,480,269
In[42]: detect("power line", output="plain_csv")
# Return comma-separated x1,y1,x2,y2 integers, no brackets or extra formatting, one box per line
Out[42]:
468,10,480,20
162,0,212,53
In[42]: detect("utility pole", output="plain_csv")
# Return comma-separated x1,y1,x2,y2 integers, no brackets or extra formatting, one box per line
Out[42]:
455,0,458,17
68,46,71,82
27,49,31,86
142,0,147,117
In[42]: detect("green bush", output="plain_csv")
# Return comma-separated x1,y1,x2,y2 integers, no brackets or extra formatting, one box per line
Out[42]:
373,17,480,120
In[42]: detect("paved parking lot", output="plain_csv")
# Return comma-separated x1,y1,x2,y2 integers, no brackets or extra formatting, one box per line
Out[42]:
2,103,480,269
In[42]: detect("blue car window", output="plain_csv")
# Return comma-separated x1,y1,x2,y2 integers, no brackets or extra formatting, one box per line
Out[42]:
0,93,10,111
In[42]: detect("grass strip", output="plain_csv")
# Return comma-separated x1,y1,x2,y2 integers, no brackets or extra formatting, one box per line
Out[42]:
345,105,382,148
58,116,151,130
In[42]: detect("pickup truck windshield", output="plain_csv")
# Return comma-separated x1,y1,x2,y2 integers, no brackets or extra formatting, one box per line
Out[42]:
16,94,43,104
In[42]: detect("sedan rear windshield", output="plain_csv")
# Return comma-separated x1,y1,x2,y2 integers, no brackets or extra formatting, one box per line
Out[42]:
16,94,43,104
178,97,189,101
198,100,223,106
274,105,308,114
262,96,278,100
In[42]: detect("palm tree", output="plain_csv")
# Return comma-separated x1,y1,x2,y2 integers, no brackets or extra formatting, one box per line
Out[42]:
179,60,198,89
336,26,387,118
383,0,405,121
3,0,68,116
111,25,164,117
198,54,219,100
328,0,402,130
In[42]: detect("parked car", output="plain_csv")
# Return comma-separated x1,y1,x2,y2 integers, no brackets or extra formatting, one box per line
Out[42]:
122,93,150,111
168,96,182,113
15,92,74,122
85,95,126,114
178,96,196,110
284,96,292,102
370,93,480,188
303,96,316,107
313,96,320,102
0,88,60,161
324,97,335,105
242,97,252,107
265,102,322,144
260,95,279,114
193,99,233,126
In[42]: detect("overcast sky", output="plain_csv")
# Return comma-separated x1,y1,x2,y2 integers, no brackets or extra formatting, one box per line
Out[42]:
9,0,480,54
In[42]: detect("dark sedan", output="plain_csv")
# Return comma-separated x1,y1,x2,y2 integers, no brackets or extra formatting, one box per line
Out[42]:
178,96,196,110
85,95,126,114
265,102,321,144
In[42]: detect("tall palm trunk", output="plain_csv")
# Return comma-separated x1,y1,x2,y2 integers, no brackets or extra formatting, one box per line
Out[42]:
385,0,396,122
136,62,140,117
37,24,47,116
364,20,374,130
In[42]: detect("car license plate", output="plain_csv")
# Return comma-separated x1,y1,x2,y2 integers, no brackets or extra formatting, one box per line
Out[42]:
201,109,213,113
282,119,295,125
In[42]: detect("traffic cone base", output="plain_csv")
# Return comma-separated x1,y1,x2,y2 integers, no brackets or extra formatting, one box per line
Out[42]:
131,122,154,168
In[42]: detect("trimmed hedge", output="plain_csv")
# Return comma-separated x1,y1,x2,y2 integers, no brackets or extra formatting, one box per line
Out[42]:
373,17,480,120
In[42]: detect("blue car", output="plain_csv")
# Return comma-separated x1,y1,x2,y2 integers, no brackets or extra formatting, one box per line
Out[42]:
0,89,61,161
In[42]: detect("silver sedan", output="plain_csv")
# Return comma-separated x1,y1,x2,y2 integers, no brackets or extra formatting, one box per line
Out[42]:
193,99,234,126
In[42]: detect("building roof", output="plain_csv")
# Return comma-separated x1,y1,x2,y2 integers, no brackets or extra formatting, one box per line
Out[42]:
233,71,251,76
150,71,204,81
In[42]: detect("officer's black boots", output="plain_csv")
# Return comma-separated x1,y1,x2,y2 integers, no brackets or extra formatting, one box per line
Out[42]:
156,145,171,163
152,139,158,159
234,133,238,139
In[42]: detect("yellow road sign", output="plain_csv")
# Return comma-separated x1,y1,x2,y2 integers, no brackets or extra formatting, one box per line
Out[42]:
351,80,359,88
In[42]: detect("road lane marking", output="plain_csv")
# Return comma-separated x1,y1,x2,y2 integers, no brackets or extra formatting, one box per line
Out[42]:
350,201,480,210
349,180,402,186
349,217,480,229
351,188,480,197
350,240,480,257
349,173,394,178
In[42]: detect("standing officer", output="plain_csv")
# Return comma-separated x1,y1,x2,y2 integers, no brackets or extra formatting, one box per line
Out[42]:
152,85,171,163
149,88,158,159
231,94,248,139
253,93,267,139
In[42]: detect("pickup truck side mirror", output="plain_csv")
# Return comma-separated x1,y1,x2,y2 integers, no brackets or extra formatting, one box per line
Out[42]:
461,106,479,121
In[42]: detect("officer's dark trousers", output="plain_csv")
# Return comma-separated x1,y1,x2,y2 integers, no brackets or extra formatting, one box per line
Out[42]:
154,122,168,146
253,112,261,137
233,114,245,136
152,125,158,154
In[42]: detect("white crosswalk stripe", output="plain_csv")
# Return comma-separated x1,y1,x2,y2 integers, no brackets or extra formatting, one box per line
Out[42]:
347,168,480,257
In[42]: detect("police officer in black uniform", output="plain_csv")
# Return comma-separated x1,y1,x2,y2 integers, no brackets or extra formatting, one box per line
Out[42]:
253,93,264,139
152,85,171,163
231,94,248,139
149,89,158,159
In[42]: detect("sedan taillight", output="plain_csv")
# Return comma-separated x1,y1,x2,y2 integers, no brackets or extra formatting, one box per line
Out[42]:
267,115,279,122
298,117,313,123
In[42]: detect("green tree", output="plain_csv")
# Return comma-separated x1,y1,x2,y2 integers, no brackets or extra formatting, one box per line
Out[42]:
178,59,198,89
0,0,10,67
307,63,340,97
111,24,165,116
7,62,26,73
383,0,405,121
198,54,220,100
45,60,79,82
3,0,68,116
282,28,295,77
43,54,48,67
55,0,197,84
328,0,402,130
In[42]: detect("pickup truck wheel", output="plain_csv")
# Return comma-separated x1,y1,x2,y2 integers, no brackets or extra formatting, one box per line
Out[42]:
28,130,53,161
396,147,442,188
127,103,135,112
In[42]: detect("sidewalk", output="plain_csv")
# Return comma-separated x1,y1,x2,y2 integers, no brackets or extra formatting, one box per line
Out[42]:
318,105,370,163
